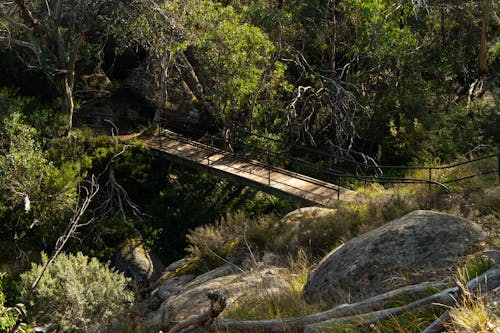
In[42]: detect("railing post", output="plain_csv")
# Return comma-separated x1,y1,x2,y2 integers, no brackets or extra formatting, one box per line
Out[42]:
497,149,500,184
267,150,271,185
428,167,432,190
158,123,162,149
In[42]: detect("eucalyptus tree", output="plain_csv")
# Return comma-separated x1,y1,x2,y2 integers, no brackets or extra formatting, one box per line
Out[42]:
0,0,114,133
116,0,287,137
112,0,179,126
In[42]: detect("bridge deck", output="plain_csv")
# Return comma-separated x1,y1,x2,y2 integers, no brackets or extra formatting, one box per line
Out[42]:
140,132,359,206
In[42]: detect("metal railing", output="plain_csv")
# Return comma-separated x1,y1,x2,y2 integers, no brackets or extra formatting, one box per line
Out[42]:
155,126,342,202
155,118,499,199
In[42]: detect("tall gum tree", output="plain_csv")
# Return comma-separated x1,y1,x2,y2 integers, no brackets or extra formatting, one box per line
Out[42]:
0,0,112,134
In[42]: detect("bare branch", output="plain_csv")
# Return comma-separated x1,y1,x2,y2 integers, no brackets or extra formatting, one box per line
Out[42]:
0,35,40,54
27,175,100,296
285,48,370,151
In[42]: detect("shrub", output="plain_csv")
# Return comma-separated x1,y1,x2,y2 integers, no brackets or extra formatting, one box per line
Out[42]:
20,252,134,333
0,273,29,333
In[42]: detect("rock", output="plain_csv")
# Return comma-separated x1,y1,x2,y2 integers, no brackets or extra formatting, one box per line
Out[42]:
280,206,353,256
182,264,241,290
484,286,500,323
80,66,112,96
303,210,485,305
165,258,192,272
114,237,164,285
282,206,337,224
146,266,290,325
155,274,196,302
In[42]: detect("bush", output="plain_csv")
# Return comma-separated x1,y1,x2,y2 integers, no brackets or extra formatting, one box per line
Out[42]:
20,252,134,333
0,273,28,333
186,211,299,270
186,208,359,269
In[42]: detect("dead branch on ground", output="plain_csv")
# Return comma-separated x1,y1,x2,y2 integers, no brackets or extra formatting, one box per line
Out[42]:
162,267,500,333
167,289,227,333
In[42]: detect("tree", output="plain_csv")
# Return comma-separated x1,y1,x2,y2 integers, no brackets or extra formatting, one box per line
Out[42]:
113,0,181,126
175,0,288,136
116,0,288,136
0,0,112,133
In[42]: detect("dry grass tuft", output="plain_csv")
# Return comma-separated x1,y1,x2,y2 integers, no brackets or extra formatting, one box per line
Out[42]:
447,296,496,333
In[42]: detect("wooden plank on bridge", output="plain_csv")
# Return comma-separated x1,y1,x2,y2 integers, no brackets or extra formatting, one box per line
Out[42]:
140,133,359,206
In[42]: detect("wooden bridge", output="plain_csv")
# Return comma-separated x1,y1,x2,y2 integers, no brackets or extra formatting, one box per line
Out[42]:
139,130,359,206
124,121,498,207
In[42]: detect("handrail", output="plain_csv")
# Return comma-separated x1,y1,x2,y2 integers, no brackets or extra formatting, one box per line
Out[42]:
156,129,341,201
229,121,498,172
157,118,500,195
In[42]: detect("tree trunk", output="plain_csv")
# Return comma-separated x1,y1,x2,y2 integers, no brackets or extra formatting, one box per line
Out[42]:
56,75,75,133
479,2,489,74
330,0,337,72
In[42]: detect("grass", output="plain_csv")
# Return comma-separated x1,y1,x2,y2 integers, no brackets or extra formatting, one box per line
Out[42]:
223,250,323,322
444,256,499,333
446,296,495,333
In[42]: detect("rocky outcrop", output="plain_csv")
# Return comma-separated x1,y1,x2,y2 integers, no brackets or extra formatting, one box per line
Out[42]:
146,265,291,325
303,210,485,305
114,237,164,285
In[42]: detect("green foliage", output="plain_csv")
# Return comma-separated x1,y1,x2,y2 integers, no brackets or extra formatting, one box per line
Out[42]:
0,113,79,238
0,90,83,247
20,252,134,333
178,0,286,127
0,273,29,333
456,255,495,282
0,87,66,137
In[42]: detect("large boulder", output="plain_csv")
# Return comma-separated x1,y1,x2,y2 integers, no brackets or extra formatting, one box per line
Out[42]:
147,265,290,325
303,210,485,305
114,237,165,285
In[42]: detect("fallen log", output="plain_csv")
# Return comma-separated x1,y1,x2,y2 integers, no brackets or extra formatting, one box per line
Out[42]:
211,281,449,333
305,267,500,333
303,287,458,333
165,267,500,333
420,265,500,333
421,310,450,333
